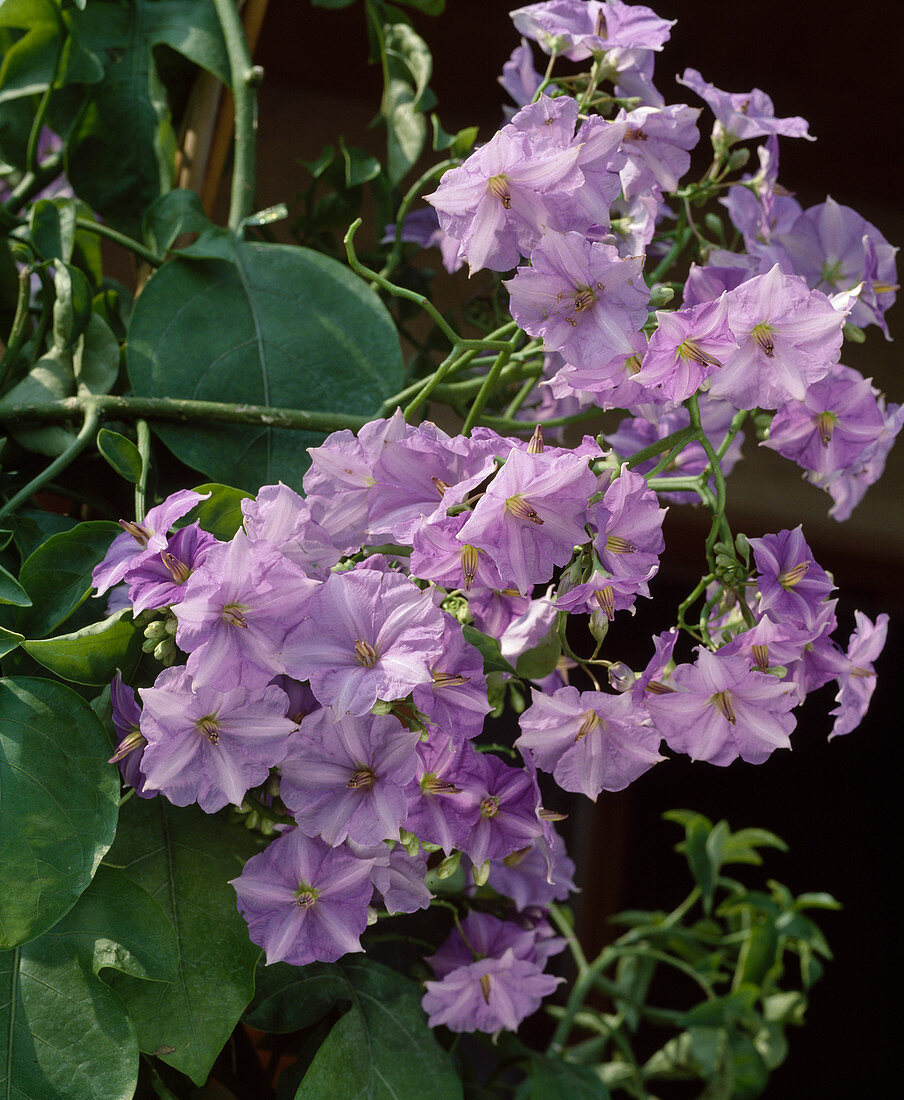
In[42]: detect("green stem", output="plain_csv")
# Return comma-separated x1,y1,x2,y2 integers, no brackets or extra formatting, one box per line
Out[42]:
476,408,602,433
622,425,698,470
346,219,462,345
403,346,468,420
134,419,151,523
0,393,372,434
74,218,165,267
212,0,259,230
379,158,457,280
548,902,589,975
0,404,100,522
461,347,511,435
0,266,34,393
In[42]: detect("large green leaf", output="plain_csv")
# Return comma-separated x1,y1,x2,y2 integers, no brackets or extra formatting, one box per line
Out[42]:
381,21,433,185
102,797,262,1085
0,676,120,948
14,520,120,638
126,242,404,492
245,956,462,1099
23,608,143,685
0,3,104,104
60,0,230,234
0,864,178,1100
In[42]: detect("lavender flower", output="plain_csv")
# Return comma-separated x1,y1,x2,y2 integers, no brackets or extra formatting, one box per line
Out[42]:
109,671,154,798
828,612,889,739
517,684,663,798
278,707,420,846
676,68,814,145
123,522,218,615
138,667,296,812
645,646,798,766
282,565,446,716
231,828,374,966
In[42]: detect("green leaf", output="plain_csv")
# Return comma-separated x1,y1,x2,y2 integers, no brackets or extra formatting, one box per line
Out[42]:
462,625,517,675
0,864,178,1100
0,624,24,657
339,136,381,188
14,520,120,638
23,608,143,684
126,242,404,491
142,187,215,256
515,622,562,680
97,427,143,483
0,676,120,948
381,21,433,184
517,1055,609,1099
311,0,357,7
102,798,262,1085
5,347,77,457
7,507,78,560
722,827,788,867
0,562,31,606
63,0,230,235
73,310,120,395
0,10,104,103
244,956,462,1099
52,261,93,351
29,196,78,263
179,482,253,540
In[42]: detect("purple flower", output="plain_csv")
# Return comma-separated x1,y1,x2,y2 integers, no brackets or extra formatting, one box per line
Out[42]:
711,266,845,409
762,364,888,481
828,612,889,740
818,399,904,522
511,0,674,61
242,483,342,576
499,38,545,108
775,197,898,336
458,751,545,867
283,566,446,716
457,447,596,596
412,619,492,740
123,522,218,615
278,707,420,846
423,910,561,1033
138,667,296,812
410,514,506,593
749,526,835,634
488,828,576,911
617,103,701,200
505,230,649,373
591,466,666,595
93,489,208,597
425,124,583,273
402,730,483,854
633,296,737,403
676,68,814,144
108,671,155,798
231,828,374,965
174,531,318,692
517,684,662,798
645,647,798,766
349,840,433,915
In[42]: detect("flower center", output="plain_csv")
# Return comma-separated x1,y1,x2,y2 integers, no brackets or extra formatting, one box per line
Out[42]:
354,639,379,668
460,545,479,591
593,586,615,621
197,715,220,744
816,411,836,447
119,518,153,546
488,174,511,209
347,767,377,790
479,796,499,818
752,644,770,672
575,710,600,742
711,690,736,724
779,561,809,589
294,881,320,909
677,338,722,368
605,534,636,554
751,322,775,358
573,287,597,313
222,603,248,628
505,495,544,524
479,973,492,1003
422,772,459,795
162,552,191,584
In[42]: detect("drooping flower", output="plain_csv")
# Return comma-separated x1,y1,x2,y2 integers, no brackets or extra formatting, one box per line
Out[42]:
748,526,835,634
230,828,374,966
676,68,814,145
123,522,218,615
109,670,155,798
828,611,889,740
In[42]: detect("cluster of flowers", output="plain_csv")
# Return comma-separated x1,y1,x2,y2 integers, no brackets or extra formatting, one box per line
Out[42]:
94,0,895,1036
421,1,899,520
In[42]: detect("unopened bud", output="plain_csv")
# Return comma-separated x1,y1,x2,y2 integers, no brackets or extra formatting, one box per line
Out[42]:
608,661,635,692
144,620,168,642
471,860,491,887
366,906,379,926
726,147,750,171
400,829,420,858
434,851,461,879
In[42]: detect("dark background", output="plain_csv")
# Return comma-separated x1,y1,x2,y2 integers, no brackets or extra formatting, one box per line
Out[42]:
249,4,903,1093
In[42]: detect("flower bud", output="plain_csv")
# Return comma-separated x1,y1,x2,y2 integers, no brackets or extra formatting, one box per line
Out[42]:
434,851,461,880
471,859,491,888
